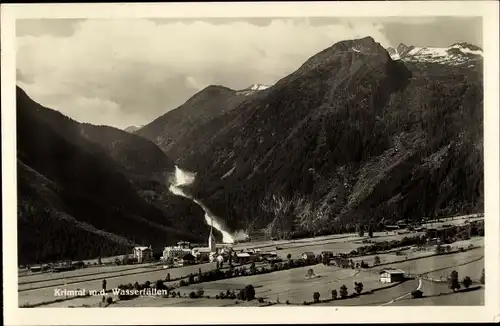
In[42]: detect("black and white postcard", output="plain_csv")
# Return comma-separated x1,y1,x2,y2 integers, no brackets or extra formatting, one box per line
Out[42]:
2,1,499,325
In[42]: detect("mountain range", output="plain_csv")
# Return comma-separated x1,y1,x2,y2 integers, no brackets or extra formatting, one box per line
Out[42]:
17,36,484,262
387,42,483,67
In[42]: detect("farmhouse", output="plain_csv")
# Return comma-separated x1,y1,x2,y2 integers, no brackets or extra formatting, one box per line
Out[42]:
29,264,50,273
261,252,280,263
302,252,316,261
321,251,334,258
236,252,252,263
180,253,196,265
52,260,76,272
133,246,153,263
264,255,282,263
379,268,405,283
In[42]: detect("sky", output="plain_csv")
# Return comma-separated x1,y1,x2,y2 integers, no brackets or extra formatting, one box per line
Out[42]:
16,17,482,129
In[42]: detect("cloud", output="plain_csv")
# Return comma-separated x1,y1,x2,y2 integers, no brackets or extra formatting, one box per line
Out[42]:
16,18,391,129
16,19,86,37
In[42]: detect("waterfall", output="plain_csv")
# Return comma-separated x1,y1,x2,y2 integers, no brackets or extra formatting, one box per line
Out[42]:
168,165,247,244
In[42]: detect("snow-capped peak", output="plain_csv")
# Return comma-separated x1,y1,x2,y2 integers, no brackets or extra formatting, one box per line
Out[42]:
448,43,483,56
386,42,482,67
248,84,270,91
236,84,271,96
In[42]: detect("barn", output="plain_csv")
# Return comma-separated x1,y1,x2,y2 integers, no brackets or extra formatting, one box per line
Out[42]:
379,268,405,283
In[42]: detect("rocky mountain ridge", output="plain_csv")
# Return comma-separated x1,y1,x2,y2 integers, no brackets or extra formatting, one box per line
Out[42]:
387,42,483,67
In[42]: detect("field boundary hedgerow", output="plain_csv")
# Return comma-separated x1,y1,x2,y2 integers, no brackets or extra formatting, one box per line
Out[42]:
18,264,157,285
366,245,483,271
418,255,484,284
297,278,411,306
18,268,187,292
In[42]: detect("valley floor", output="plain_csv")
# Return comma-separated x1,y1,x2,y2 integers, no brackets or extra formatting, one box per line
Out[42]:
19,230,484,308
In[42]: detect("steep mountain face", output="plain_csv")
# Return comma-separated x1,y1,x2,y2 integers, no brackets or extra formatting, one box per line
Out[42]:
387,42,483,67
167,37,483,239
137,84,267,162
78,123,173,178
16,87,210,264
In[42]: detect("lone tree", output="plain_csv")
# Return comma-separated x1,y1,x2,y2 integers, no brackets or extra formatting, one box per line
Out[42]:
313,292,321,303
307,268,315,278
155,280,167,290
331,289,337,300
368,225,374,238
166,273,171,281
250,262,257,275
287,253,292,260
357,224,365,237
462,276,473,289
339,285,348,298
411,290,423,299
374,256,381,266
480,268,485,284
354,282,363,295
238,289,246,300
449,270,461,292
244,285,256,301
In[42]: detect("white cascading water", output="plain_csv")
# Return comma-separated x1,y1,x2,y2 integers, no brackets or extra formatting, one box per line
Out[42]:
169,165,246,244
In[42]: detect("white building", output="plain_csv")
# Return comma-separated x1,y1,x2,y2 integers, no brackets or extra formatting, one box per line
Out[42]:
133,246,153,263
379,269,405,283
162,246,192,260
302,252,315,261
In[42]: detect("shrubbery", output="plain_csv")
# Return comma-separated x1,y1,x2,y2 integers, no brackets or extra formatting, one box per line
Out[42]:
462,276,472,289
313,292,320,303
339,285,348,298
449,270,461,292
411,290,423,298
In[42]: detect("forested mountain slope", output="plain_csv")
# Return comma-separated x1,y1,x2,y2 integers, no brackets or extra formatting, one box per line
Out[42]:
16,87,209,264
167,37,483,239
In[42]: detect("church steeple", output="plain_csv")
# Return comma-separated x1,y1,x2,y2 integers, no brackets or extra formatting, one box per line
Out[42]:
208,216,216,252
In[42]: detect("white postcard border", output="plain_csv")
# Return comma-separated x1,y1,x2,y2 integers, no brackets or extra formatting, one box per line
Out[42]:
2,1,499,324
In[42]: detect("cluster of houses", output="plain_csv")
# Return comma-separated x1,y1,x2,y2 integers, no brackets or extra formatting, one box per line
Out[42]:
157,242,286,267
26,260,86,273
